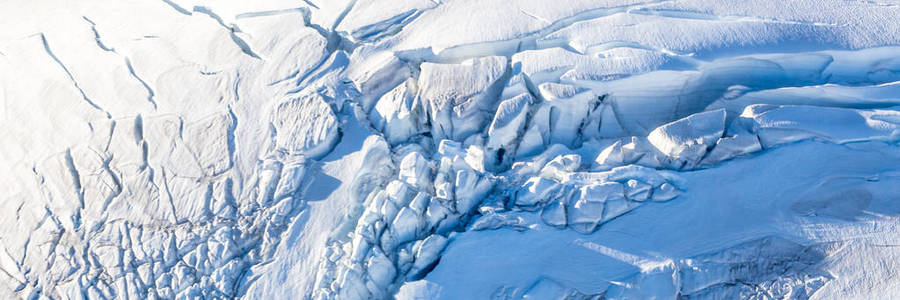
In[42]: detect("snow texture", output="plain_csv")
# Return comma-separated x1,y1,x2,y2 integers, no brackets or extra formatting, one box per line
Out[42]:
2,0,900,299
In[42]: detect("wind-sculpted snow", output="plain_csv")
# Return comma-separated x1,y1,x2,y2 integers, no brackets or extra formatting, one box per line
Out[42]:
2,0,900,299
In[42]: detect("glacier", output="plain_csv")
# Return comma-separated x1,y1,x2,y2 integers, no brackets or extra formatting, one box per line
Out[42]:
1,0,900,299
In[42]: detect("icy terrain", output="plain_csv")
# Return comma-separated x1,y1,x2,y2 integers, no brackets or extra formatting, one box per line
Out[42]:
1,0,900,299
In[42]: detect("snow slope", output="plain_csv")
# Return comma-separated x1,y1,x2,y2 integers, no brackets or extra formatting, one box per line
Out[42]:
1,0,900,299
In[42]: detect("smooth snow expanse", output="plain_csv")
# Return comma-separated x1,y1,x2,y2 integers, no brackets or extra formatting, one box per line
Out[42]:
1,0,900,299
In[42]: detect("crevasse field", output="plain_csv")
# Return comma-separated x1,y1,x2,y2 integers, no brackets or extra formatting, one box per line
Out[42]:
2,0,900,299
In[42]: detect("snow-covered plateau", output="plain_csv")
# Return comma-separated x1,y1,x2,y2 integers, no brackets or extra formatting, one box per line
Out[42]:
2,0,900,299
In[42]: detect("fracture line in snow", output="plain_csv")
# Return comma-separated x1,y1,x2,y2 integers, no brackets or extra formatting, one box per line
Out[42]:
268,70,300,86
63,148,85,211
234,8,308,19
160,0,192,16
82,17,158,109
352,5,440,44
192,6,232,29
233,71,242,102
124,58,158,109
302,0,320,10
192,6,263,60
228,34,263,59
582,40,701,66
99,155,124,213
157,1,261,59
82,17,114,52
331,0,358,31
233,6,340,53
519,8,551,24
39,33,112,119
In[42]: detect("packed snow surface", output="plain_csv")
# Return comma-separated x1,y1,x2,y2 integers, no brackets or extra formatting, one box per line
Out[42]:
1,0,900,299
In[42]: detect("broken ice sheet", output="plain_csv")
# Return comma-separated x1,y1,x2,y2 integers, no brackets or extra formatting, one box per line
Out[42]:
4,0,900,299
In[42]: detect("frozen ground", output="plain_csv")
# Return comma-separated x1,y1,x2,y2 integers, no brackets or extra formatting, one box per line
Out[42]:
1,0,900,299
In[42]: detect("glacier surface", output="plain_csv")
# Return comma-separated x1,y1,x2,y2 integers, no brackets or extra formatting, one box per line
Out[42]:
2,0,900,299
